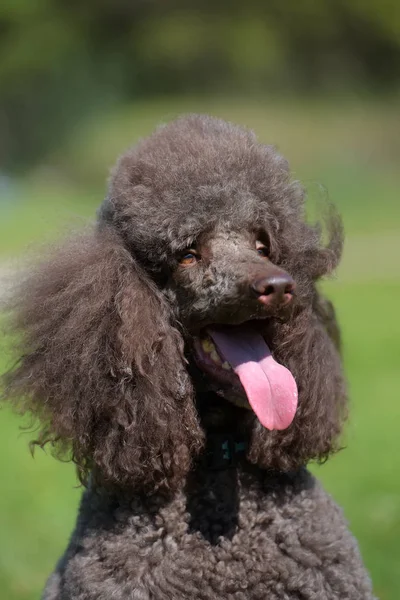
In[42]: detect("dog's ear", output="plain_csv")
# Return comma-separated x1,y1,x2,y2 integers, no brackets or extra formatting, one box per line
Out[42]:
248,204,347,470
1,228,203,492
248,293,347,471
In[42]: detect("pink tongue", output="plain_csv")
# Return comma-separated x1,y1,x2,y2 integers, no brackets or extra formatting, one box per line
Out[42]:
208,325,298,430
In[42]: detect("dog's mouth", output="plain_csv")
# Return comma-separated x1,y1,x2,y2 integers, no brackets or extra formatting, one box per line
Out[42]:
193,322,298,430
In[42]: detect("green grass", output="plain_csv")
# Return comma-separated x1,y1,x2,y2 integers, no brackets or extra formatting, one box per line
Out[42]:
0,410,79,600
314,281,400,600
0,97,399,599
0,185,99,258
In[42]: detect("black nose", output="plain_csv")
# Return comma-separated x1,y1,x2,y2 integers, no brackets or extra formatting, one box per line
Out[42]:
251,274,295,306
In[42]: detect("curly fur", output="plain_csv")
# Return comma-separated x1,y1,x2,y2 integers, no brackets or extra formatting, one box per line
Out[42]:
3,229,203,491
1,115,374,599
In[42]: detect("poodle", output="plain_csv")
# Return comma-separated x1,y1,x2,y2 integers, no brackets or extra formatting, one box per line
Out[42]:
2,115,374,599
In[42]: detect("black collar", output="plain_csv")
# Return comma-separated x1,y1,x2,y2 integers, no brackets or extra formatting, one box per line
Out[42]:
202,433,248,470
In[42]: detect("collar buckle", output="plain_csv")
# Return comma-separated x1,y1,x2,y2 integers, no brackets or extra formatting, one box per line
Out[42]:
204,434,248,470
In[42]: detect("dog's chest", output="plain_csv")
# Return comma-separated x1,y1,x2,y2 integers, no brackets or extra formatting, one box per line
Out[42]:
100,479,292,598
69,469,372,599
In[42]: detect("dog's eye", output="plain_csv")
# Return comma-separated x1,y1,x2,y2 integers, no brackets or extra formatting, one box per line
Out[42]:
256,241,269,258
179,250,199,266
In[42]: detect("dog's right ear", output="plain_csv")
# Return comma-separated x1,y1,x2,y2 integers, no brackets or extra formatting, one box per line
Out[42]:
1,227,203,492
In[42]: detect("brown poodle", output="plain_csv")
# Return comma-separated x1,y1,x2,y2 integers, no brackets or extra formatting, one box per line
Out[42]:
2,115,374,599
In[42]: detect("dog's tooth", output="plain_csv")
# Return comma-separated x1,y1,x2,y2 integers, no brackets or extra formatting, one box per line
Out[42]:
202,339,214,353
210,350,222,365
222,361,231,371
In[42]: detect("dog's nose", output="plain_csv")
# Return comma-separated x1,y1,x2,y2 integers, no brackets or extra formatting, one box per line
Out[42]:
251,274,295,306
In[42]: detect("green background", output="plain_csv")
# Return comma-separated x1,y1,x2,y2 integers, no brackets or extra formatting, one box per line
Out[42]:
1,97,399,599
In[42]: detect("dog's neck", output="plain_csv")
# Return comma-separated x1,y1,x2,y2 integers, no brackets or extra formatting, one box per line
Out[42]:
196,392,252,471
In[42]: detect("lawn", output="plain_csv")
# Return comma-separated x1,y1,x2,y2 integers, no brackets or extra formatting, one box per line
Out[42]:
0,97,399,600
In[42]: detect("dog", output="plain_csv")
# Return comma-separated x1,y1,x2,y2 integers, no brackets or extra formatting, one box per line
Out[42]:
3,115,374,599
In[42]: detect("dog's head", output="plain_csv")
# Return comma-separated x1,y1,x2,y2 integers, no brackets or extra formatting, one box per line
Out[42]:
2,115,346,492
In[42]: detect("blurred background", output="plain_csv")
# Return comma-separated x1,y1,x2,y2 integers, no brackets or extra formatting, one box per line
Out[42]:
0,1,399,599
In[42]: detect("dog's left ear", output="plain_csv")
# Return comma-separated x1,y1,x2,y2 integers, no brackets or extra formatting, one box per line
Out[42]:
248,206,347,471
1,227,204,492
248,292,347,472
